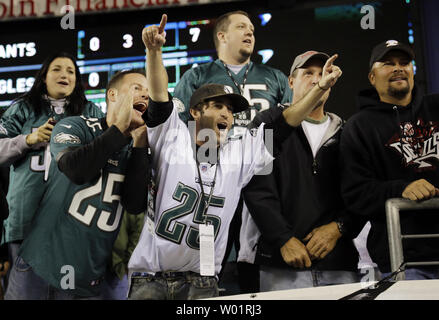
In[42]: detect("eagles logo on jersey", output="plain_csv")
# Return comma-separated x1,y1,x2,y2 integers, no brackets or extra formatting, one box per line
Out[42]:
53,132,81,144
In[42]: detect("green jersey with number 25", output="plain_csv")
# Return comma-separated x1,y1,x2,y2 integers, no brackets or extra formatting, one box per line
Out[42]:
20,115,130,297
0,101,104,244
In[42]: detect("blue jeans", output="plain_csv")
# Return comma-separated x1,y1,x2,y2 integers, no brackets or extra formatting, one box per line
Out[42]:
101,271,129,300
5,242,21,283
260,265,359,292
8,242,21,266
381,267,439,280
128,271,219,300
5,255,102,300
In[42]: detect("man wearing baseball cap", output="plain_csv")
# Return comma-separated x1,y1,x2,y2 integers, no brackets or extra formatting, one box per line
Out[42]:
242,51,364,291
125,15,343,300
340,40,439,280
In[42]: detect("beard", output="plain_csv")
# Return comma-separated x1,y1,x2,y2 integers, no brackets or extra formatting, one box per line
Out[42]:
388,82,411,99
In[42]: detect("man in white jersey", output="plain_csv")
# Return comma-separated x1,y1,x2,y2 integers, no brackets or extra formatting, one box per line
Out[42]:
173,10,292,294
243,51,365,291
127,16,343,300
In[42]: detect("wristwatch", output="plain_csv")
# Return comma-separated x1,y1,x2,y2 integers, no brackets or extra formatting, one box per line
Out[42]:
335,219,345,236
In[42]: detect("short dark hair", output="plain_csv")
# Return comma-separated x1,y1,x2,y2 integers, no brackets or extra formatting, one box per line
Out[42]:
213,10,250,50
189,101,207,121
106,69,145,104
18,52,86,116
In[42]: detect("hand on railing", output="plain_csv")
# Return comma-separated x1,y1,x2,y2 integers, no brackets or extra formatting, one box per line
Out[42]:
401,179,439,201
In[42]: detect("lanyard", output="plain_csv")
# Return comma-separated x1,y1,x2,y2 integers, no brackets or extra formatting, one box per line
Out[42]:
195,153,219,223
220,60,250,95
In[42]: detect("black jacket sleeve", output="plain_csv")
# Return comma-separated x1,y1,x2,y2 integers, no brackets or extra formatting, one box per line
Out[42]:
56,125,130,185
335,208,368,239
249,105,294,157
120,147,150,215
142,94,174,128
243,171,295,249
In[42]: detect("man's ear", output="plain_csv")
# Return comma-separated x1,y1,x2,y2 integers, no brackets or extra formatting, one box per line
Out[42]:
368,68,376,86
288,75,294,90
217,31,226,45
107,88,118,103
190,108,201,121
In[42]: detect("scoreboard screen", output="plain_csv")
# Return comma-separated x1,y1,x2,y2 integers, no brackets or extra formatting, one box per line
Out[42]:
0,17,219,112
74,18,218,111
0,0,420,120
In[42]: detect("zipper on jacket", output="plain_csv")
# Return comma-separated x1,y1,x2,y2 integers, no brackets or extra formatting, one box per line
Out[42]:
312,159,318,175
310,113,342,176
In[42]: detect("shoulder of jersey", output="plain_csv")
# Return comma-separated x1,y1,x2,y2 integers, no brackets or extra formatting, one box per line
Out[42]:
79,114,101,123
173,97,186,114
57,115,101,130
197,60,219,72
80,115,104,133
253,63,286,76
5,99,32,115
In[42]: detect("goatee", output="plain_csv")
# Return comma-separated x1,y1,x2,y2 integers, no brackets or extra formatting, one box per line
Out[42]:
388,85,410,99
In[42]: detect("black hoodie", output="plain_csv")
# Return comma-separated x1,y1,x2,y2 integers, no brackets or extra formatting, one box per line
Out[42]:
340,86,439,273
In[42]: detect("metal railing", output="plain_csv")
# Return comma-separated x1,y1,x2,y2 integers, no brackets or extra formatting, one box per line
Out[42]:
385,198,439,280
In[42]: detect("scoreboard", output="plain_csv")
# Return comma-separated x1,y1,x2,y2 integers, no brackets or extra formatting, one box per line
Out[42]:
0,0,421,120
75,18,219,111
0,17,221,111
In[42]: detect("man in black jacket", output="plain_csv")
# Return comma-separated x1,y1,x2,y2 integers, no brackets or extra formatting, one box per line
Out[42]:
243,51,363,291
340,40,439,279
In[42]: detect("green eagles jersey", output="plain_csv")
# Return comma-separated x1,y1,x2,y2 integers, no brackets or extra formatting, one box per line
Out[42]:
0,100,104,244
19,115,129,297
173,59,292,125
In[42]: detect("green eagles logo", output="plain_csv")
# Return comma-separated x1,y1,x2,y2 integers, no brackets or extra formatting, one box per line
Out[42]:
54,132,81,144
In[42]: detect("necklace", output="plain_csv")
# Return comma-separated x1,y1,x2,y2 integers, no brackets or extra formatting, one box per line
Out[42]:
195,152,219,221
220,60,250,95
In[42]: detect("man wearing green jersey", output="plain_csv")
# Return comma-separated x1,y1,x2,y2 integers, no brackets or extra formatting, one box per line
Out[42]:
174,11,292,130
5,70,150,299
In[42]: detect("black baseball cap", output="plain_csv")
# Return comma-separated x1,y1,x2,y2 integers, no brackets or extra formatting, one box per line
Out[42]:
189,83,249,114
369,40,415,70
290,51,330,76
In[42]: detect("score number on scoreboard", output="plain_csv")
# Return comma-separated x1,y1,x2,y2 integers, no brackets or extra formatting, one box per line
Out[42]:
1,13,273,111
75,19,217,110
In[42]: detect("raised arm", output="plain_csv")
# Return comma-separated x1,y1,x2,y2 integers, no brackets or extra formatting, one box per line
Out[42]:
142,14,169,103
282,54,342,127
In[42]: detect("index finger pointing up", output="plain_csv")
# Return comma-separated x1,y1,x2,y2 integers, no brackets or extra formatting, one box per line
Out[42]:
158,14,167,34
324,54,338,69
